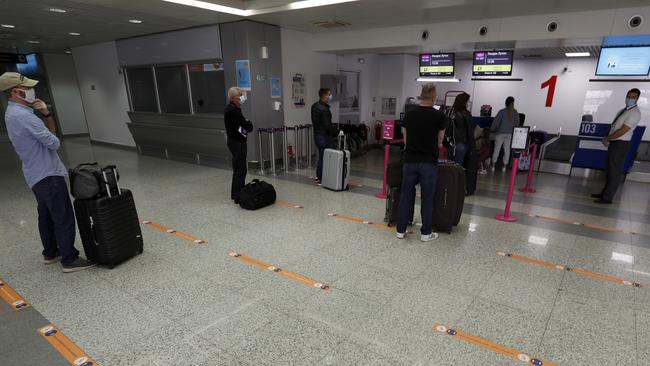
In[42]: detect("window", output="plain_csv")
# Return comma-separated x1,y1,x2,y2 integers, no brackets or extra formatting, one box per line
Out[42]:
189,63,226,114
127,68,157,112
155,65,190,114
339,70,360,123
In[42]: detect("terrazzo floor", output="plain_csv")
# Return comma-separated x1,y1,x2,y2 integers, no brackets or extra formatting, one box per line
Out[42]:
1,137,649,366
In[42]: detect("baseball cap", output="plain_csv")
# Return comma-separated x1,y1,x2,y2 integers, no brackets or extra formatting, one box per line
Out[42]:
0,72,38,91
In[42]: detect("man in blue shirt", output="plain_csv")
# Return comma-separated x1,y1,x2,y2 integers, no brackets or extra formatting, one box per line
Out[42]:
1,72,94,273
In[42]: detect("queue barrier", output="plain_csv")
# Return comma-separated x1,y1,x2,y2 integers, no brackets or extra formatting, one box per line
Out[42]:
258,124,314,175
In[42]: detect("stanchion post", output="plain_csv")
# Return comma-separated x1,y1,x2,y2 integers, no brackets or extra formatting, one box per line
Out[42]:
374,140,390,199
258,128,265,174
269,128,277,175
496,157,519,222
519,144,537,193
282,126,289,173
307,125,313,168
294,125,300,169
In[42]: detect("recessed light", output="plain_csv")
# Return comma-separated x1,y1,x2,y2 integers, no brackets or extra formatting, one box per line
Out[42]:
69,32,81,36
65,50,72,54
128,19,143,24
28,40,40,44
565,52,590,57
49,8,67,13
1,24,16,28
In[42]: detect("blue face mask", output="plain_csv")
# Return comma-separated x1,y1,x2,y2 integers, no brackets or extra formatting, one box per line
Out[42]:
625,97,637,108
328,95,333,103
239,94,247,104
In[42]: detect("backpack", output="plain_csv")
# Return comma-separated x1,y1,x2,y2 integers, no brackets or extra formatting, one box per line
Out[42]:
69,163,119,200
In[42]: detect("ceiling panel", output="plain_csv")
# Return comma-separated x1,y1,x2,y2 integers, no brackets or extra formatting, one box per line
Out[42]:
0,0,644,53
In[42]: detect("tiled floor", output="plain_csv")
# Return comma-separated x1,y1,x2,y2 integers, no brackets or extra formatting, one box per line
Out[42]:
1,137,649,365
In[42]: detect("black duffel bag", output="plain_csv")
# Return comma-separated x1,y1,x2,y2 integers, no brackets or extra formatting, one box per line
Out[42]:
69,163,119,200
239,179,276,210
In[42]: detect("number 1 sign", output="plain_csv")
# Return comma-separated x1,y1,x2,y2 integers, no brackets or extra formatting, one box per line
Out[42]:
541,75,557,107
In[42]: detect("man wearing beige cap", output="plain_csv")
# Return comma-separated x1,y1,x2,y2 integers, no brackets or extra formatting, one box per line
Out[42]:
1,72,94,273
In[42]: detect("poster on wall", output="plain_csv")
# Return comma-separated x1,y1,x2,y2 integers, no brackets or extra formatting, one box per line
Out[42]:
292,73,305,108
381,97,397,115
270,78,281,98
235,60,251,90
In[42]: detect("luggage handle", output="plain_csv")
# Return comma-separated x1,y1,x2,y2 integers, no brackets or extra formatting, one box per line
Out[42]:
337,131,347,151
101,167,121,198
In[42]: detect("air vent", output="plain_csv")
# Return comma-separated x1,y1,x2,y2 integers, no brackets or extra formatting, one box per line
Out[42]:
522,54,542,58
313,20,351,28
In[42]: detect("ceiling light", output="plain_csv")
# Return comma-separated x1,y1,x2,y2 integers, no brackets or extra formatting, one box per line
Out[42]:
611,252,634,264
129,19,143,24
69,32,81,36
28,40,40,44
162,0,249,16
287,0,360,10
1,24,16,28
65,50,72,54
527,235,548,246
416,77,460,83
565,52,590,57
49,8,67,13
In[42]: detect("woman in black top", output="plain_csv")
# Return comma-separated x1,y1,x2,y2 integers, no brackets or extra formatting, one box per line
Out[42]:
445,92,474,165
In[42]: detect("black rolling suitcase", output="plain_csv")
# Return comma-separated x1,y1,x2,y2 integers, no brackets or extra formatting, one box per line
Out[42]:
73,166,143,268
385,186,415,227
433,162,465,233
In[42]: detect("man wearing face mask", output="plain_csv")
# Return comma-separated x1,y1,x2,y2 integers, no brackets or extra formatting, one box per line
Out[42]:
1,72,94,272
593,88,642,204
225,86,253,204
311,88,335,184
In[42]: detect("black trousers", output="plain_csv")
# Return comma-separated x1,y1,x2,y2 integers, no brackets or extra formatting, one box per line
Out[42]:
228,139,248,201
601,140,630,201
31,176,79,264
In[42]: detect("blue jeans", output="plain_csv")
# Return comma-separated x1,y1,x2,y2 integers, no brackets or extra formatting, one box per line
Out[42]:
31,176,79,264
398,163,438,235
450,143,467,165
315,132,332,180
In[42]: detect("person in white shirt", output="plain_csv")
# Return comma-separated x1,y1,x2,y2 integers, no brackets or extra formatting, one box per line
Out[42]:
593,88,642,204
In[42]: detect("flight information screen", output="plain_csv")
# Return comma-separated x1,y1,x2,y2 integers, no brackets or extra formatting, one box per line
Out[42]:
596,46,650,76
473,50,514,76
419,53,455,77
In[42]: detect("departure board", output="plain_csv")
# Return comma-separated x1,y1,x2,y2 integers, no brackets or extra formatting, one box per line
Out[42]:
473,50,514,76
419,53,455,77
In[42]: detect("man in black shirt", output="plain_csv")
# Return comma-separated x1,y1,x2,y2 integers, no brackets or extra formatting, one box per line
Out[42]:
224,87,253,204
311,88,335,183
397,83,447,241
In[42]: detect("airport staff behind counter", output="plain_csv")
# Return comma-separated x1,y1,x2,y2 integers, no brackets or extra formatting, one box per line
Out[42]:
592,88,642,204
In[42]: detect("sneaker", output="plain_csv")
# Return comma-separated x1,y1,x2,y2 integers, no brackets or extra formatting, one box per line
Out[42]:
62,258,96,273
43,255,61,265
501,166,507,173
396,232,406,239
421,233,439,242
490,165,495,172
591,193,603,199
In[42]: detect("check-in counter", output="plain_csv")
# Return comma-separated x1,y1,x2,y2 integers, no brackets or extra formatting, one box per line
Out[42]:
126,112,229,164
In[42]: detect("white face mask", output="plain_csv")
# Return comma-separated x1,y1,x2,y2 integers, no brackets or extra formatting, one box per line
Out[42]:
16,88,36,104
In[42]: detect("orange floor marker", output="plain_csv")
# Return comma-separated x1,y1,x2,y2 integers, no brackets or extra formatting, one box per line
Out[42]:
275,199,304,209
38,324,99,366
328,212,409,232
527,214,637,235
0,278,30,311
497,251,644,288
228,252,330,290
142,220,206,244
433,324,558,366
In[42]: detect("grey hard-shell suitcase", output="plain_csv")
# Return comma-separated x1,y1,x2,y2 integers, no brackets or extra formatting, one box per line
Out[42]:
321,132,350,191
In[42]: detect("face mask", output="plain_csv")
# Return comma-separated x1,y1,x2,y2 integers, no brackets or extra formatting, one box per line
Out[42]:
625,97,637,108
328,95,333,103
239,94,247,104
16,88,36,104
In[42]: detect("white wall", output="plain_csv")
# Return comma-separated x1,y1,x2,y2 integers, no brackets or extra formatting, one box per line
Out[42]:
281,28,337,126
43,54,88,135
430,58,649,140
336,53,380,125
72,41,134,147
